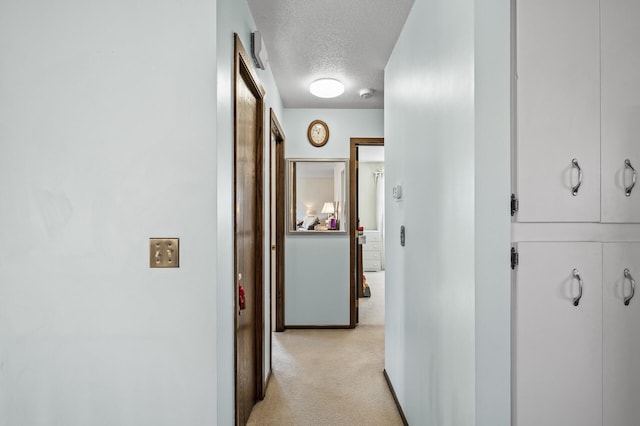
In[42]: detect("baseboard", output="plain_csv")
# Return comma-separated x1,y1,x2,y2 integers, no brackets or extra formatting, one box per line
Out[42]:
285,324,351,329
261,369,272,401
383,369,409,426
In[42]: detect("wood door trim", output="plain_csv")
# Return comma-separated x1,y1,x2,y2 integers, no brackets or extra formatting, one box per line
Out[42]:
269,108,286,333
234,34,265,100
233,33,266,422
349,137,384,328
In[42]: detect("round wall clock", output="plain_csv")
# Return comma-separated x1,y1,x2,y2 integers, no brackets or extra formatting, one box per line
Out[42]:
307,119,329,147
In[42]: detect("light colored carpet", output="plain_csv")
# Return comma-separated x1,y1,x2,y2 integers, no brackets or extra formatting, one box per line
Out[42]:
247,271,402,426
358,271,385,326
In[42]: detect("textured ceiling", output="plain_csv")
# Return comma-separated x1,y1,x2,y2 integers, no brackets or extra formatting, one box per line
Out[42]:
247,0,414,109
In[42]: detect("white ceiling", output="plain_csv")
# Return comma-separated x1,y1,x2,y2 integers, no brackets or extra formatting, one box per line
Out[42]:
247,0,414,109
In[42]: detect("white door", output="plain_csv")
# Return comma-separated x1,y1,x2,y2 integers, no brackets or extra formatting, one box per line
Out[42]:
515,0,600,222
603,243,640,426
601,0,640,222
514,242,602,426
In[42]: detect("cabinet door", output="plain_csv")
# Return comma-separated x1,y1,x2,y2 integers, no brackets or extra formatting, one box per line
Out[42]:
516,0,600,222
514,242,602,426
603,243,640,426
601,0,640,222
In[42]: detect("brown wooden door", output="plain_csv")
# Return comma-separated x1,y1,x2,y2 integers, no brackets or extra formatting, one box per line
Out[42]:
234,34,265,426
355,147,361,323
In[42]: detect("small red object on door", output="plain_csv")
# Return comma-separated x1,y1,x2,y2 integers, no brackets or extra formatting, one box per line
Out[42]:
239,284,246,310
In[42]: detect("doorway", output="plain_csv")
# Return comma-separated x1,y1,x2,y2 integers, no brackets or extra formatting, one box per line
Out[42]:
269,109,285,333
233,34,265,426
350,138,385,327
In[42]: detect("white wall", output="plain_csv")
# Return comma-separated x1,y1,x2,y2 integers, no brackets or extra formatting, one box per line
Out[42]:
216,0,284,424
296,178,334,221
358,162,384,230
0,1,218,425
474,0,511,425
333,161,347,227
384,0,511,424
283,109,382,325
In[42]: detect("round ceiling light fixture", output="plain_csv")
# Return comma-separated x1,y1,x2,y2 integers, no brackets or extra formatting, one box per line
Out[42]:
309,78,344,98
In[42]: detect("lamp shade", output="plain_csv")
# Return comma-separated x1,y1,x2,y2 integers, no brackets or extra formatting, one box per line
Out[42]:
321,202,335,215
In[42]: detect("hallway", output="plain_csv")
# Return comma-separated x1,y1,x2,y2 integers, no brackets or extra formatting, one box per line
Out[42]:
247,272,401,425
0,1,516,423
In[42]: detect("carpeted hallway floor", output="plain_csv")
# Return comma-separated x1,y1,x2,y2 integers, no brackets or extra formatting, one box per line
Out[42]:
247,272,403,426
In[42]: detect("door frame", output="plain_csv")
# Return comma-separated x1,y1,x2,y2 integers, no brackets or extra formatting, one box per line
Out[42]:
269,108,286,333
233,33,266,423
349,137,384,327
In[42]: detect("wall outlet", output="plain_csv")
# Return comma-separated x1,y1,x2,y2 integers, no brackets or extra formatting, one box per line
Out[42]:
149,238,180,268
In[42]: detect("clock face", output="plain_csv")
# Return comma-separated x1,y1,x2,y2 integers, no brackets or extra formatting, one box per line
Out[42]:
308,120,329,147
311,123,326,142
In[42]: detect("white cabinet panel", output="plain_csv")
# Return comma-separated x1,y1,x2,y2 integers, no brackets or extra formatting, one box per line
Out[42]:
363,260,380,272
362,231,382,271
603,243,640,426
363,251,380,261
601,0,640,222
516,0,600,222
514,242,602,426
363,241,382,252
363,230,381,241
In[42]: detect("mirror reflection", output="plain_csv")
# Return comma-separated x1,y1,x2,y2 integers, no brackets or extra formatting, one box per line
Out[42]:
287,159,348,234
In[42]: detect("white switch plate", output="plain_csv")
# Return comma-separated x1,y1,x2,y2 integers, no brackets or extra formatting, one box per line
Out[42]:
393,185,403,201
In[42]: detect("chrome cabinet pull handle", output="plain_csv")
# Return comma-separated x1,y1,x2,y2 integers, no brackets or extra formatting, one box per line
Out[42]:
624,268,635,306
624,159,636,197
571,158,582,196
572,269,583,306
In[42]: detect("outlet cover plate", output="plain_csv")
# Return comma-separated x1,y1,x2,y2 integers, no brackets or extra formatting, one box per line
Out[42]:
149,238,180,268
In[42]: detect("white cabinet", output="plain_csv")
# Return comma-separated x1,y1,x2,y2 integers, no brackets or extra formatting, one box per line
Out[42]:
515,0,640,223
601,0,640,223
362,231,381,272
514,242,602,426
516,0,640,223
514,2,640,425
603,243,640,426
515,0,601,222
515,242,640,426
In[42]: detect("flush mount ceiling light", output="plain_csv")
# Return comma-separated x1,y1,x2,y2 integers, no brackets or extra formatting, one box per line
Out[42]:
309,78,344,98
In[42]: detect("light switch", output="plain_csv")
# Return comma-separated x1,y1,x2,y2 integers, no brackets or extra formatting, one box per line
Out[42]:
149,238,180,268
393,185,403,201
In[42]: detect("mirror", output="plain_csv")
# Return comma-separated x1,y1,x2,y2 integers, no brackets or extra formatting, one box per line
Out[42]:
287,159,349,234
